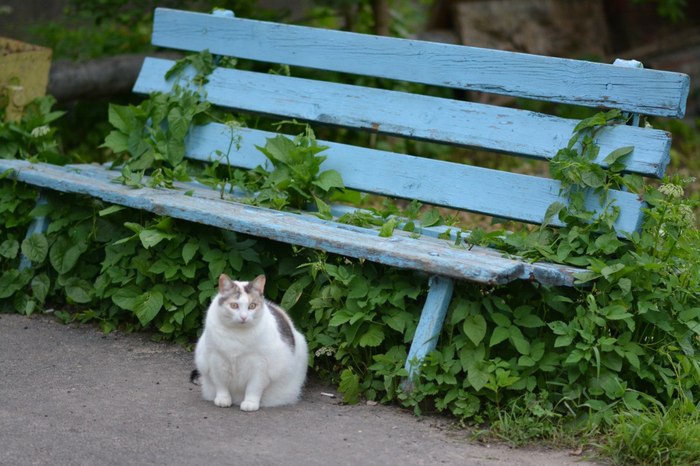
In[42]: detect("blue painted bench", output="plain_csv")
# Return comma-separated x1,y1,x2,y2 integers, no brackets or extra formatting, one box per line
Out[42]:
0,8,689,379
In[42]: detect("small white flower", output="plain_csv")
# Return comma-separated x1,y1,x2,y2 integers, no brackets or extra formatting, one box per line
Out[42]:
314,346,336,357
679,205,696,226
30,125,50,138
658,183,684,199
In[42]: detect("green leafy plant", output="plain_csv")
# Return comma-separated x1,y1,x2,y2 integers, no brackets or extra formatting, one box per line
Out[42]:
239,125,345,215
0,96,66,163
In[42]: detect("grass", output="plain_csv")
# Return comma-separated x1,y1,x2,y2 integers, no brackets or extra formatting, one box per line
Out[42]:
600,399,700,466
470,395,700,465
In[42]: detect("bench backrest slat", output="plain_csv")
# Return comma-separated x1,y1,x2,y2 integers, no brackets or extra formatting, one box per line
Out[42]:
134,57,671,178
185,124,645,235
151,7,689,118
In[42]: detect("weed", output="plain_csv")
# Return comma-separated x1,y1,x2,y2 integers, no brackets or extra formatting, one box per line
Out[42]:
601,399,700,465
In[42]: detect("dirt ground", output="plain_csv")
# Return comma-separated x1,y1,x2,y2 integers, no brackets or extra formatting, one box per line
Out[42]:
0,313,600,466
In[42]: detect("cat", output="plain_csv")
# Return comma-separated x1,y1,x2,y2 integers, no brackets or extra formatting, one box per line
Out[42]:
191,273,308,411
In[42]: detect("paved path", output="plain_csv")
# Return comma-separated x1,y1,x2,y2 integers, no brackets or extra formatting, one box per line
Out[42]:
0,313,598,466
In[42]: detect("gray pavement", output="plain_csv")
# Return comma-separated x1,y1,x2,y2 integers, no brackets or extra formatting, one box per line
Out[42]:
0,313,598,466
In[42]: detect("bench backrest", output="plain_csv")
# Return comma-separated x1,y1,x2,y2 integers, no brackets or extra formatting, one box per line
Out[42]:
134,8,690,237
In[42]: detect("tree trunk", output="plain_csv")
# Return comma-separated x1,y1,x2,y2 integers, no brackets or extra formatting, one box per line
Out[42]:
47,52,181,103
372,0,390,36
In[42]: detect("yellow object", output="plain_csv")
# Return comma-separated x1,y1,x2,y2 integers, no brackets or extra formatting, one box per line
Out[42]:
0,37,52,122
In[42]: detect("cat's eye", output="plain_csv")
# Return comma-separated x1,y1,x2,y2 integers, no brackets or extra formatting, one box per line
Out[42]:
229,303,239,309
248,303,257,310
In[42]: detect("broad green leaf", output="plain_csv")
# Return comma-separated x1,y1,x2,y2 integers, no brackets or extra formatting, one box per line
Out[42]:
64,277,93,304
280,275,312,311
112,287,140,310
313,169,344,192
21,233,48,263
509,326,530,355
603,304,633,321
489,326,509,347
467,366,489,391
107,104,136,133
679,308,700,323
543,202,565,227
31,274,50,303
382,312,412,334
379,218,397,238
463,315,487,346
580,168,606,188
358,325,384,347
514,313,545,328
625,351,640,369
490,313,510,328
0,239,19,259
0,270,24,299
134,290,164,326
599,373,625,399
420,209,442,227
167,107,189,139
49,237,85,274
554,335,574,347
258,135,295,165
139,229,175,249
518,355,536,367
573,113,607,132
329,310,353,327
548,321,569,335
101,130,129,153
338,369,361,404
181,242,199,265
601,263,625,279
564,351,584,365
594,232,624,255
603,146,634,166
347,275,369,299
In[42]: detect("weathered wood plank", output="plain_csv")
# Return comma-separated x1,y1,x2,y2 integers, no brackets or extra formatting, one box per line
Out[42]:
405,275,454,382
326,204,586,287
135,58,672,178
73,163,584,287
151,7,689,118
0,159,540,285
180,124,646,236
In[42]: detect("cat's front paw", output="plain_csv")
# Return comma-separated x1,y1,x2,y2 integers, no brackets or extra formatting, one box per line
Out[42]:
240,399,260,412
214,393,232,408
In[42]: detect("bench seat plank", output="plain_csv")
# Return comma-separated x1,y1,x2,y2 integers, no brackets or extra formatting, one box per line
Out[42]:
135,58,672,179
151,8,689,118
184,124,646,236
61,163,588,287
0,159,584,286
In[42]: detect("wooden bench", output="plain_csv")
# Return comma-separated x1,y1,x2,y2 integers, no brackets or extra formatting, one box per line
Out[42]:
0,8,689,378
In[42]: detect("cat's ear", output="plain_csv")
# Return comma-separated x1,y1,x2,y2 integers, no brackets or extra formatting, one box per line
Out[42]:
218,274,235,293
249,274,266,294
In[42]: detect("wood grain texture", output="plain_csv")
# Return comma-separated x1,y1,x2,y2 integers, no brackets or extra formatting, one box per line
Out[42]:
134,58,672,179
0,159,554,285
151,7,689,117
179,124,645,236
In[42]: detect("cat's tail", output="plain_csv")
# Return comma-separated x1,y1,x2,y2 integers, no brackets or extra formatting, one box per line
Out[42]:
189,369,201,385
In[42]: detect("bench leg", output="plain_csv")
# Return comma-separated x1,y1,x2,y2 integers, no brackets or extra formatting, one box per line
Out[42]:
19,191,49,271
402,275,454,391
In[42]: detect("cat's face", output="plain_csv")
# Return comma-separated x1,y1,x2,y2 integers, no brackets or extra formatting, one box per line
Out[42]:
215,274,266,327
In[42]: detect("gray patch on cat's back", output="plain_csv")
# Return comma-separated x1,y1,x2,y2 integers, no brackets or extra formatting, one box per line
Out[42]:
267,301,296,352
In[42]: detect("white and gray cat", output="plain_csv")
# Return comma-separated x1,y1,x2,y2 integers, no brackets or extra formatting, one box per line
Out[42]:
191,274,308,411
